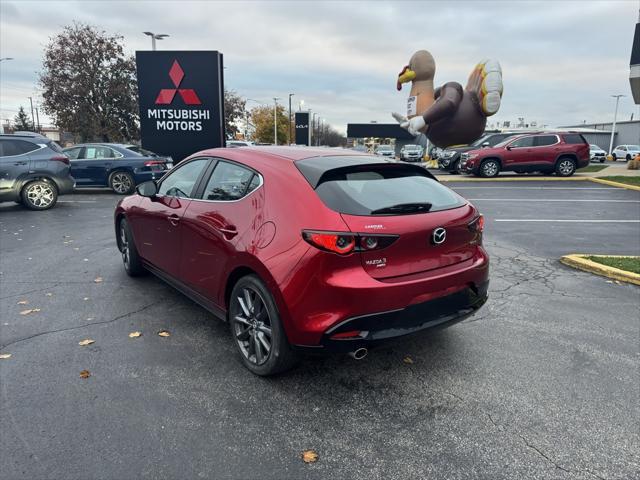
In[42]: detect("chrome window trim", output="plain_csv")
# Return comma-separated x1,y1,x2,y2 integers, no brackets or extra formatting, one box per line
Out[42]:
155,157,211,199
190,173,264,204
79,144,124,160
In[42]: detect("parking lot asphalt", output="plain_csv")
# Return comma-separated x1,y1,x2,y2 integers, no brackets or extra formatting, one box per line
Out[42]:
1,182,639,480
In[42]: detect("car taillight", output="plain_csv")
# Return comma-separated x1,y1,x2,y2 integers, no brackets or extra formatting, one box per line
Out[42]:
302,230,398,256
51,155,69,165
468,214,484,232
145,160,165,167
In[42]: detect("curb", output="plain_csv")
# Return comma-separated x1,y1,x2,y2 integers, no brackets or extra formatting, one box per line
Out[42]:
436,175,640,191
560,254,640,286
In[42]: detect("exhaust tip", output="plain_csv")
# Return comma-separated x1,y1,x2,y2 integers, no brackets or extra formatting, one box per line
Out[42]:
349,348,368,360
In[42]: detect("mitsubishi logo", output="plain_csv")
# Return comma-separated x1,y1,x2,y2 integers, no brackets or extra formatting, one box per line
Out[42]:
155,60,202,105
432,227,446,245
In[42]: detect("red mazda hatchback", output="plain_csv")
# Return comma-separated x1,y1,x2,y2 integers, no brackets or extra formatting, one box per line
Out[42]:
114,147,489,375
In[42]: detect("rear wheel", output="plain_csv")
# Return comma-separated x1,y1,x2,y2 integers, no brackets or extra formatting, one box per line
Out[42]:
599,157,605,163
479,159,500,178
626,154,631,162
119,218,146,276
612,153,617,161
229,275,298,376
21,180,58,210
109,171,134,194
555,157,576,177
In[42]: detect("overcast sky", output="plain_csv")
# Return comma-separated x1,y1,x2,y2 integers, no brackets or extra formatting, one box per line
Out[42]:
1,0,639,133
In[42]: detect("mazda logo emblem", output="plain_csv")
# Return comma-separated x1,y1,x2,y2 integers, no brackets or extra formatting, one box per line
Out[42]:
432,227,446,245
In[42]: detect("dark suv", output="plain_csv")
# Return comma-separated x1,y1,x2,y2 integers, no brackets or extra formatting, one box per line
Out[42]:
460,132,590,177
0,133,74,210
438,132,523,174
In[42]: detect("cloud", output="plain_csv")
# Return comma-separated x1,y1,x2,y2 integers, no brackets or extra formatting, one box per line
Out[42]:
1,0,638,133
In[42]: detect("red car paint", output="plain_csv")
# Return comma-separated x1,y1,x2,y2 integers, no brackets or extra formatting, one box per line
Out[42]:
115,147,489,350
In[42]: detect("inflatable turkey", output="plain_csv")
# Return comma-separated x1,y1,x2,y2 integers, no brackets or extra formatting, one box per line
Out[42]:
393,50,503,148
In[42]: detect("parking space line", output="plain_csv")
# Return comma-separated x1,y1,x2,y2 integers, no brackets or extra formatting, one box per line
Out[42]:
469,199,640,203
452,187,619,190
57,200,98,203
495,219,640,223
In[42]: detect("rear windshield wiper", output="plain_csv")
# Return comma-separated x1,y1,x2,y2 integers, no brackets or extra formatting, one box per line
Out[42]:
370,202,433,215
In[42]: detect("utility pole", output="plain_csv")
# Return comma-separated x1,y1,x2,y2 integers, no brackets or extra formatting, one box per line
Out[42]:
288,93,294,145
28,97,35,131
35,107,41,133
312,112,318,146
273,97,280,145
609,95,625,155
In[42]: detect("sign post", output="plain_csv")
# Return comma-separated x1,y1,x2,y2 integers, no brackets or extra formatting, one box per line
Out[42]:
294,111,310,146
136,50,225,162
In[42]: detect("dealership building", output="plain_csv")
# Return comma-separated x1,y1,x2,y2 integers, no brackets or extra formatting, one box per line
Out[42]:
558,120,640,150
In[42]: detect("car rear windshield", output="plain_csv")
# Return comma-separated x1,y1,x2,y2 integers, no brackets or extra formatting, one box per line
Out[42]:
563,134,587,144
297,157,465,216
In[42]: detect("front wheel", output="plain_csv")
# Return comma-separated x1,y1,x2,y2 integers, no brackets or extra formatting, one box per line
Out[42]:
21,180,58,210
599,157,605,163
109,171,135,195
229,275,298,376
555,158,576,177
612,154,617,161
448,160,460,174
479,159,500,178
626,155,631,162
119,218,146,276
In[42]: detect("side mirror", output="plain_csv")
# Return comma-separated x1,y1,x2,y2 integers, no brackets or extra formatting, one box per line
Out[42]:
482,142,490,147
136,181,158,197
506,145,512,150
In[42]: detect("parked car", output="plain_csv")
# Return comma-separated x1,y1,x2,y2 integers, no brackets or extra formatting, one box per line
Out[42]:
589,144,607,162
63,143,172,194
438,132,523,174
227,140,254,148
0,132,74,210
399,144,424,162
459,132,590,177
612,145,640,161
374,145,395,158
115,148,488,375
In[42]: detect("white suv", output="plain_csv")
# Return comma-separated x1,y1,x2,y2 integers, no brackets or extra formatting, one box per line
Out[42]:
612,145,640,161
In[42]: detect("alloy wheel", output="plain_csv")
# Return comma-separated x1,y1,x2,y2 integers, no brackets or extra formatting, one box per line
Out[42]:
558,160,575,176
26,183,54,208
232,287,273,366
111,173,132,194
120,223,130,269
482,161,498,177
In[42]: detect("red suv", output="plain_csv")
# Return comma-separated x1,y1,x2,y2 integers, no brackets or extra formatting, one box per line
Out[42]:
460,132,590,177
115,148,488,375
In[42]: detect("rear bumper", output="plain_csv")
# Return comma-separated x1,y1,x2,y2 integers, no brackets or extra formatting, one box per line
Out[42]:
293,281,488,354
54,175,75,195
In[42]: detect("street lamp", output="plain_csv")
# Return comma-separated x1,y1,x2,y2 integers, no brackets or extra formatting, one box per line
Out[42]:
273,97,280,145
244,99,263,141
312,112,318,146
608,94,626,155
299,100,304,112
143,32,169,51
288,93,295,145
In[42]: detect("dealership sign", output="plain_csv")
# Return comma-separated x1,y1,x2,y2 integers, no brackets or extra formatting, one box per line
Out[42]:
136,51,225,161
295,112,310,146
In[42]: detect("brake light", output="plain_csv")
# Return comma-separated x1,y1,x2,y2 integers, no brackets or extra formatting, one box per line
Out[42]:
51,155,69,165
144,160,165,166
302,230,399,255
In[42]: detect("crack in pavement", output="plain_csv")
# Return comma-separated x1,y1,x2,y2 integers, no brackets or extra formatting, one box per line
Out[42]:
0,301,159,350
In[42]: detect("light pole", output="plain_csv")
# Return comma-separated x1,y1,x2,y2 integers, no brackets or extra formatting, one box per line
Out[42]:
244,99,263,141
298,100,304,112
312,112,318,146
608,94,625,155
288,93,295,145
143,32,169,51
273,97,280,145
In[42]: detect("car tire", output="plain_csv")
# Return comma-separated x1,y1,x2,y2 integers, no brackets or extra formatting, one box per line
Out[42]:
21,180,58,210
626,155,631,162
109,171,135,195
612,154,617,161
229,275,298,376
448,160,460,174
599,157,605,163
555,157,576,177
479,159,500,178
118,217,146,276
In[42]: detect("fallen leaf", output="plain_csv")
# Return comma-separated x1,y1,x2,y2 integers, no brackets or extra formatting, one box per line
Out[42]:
0,353,11,359
129,331,142,338
83,258,89,262
83,297,89,301
73,247,80,251
157,330,171,337
94,277,103,283
302,450,319,463
20,308,41,316
606,280,614,284
78,339,95,346
17,300,28,305
79,370,91,378
45,293,53,297
403,356,414,364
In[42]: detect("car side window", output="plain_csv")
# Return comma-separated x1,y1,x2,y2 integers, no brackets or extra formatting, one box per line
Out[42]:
563,134,585,145
510,136,534,148
65,147,83,160
0,139,37,157
158,158,209,198
201,160,259,201
84,146,115,159
534,135,558,147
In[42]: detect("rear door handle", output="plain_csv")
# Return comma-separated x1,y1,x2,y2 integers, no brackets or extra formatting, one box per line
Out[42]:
219,225,238,239
13,161,28,165
168,214,180,226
